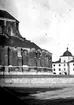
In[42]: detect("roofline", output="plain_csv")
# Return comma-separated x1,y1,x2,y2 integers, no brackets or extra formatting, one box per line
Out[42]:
52,62,69,64
0,9,19,22
10,35,24,41
6,46,31,50
60,55,74,57
0,17,19,23
52,60,60,63
68,60,74,63
42,49,52,54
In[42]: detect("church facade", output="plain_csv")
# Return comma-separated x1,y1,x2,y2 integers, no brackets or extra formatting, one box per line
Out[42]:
52,48,74,75
0,10,52,74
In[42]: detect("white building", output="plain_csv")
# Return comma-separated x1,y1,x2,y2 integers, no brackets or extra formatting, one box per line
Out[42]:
52,48,74,75
69,60,74,75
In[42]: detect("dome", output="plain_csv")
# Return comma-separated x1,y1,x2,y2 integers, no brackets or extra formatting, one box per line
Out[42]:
62,48,72,56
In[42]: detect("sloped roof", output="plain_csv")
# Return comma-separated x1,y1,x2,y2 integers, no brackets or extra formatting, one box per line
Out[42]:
52,59,61,63
24,39,41,50
0,10,19,22
6,36,31,48
42,49,52,55
69,60,74,63
0,10,45,51
31,42,41,50
3,36,41,49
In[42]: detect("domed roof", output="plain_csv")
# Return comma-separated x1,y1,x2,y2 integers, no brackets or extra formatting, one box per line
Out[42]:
62,48,72,56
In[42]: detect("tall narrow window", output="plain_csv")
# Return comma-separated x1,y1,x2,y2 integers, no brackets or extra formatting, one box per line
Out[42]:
8,47,10,65
59,64,61,66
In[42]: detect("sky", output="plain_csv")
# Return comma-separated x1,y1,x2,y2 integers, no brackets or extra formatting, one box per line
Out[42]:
0,0,74,61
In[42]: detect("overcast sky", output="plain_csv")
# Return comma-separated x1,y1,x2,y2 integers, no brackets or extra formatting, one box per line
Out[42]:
0,0,74,61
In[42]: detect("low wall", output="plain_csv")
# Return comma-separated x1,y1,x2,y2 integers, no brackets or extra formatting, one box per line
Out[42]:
1,77,74,88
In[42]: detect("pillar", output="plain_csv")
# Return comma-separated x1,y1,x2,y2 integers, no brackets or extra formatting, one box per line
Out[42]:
4,46,8,66
17,47,22,72
4,46,9,72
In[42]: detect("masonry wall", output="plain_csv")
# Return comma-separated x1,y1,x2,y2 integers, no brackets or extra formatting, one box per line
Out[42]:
0,46,52,72
0,15,52,72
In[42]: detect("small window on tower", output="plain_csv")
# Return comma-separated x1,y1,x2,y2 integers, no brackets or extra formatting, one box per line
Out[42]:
73,64,74,66
64,60,65,62
53,64,55,66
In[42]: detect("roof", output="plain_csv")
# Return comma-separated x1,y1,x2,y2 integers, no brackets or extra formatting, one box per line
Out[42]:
31,42,41,50
24,38,41,50
61,48,73,57
6,36,27,48
1,36,41,49
42,49,52,55
69,60,74,63
52,59,61,63
0,10,19,22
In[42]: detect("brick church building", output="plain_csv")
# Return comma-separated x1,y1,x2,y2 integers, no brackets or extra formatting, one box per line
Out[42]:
0,10,52,73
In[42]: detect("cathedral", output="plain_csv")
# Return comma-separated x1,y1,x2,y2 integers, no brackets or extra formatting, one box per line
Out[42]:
52,48,74,75
0,10,52,74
